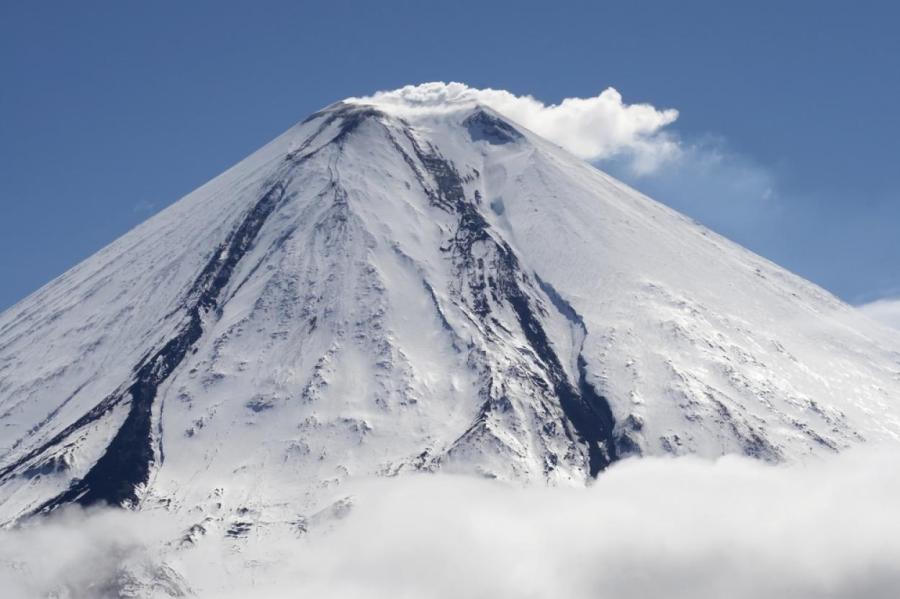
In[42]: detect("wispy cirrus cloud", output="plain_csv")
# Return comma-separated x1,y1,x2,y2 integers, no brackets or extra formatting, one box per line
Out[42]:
601,134,780,237
858,298,900,330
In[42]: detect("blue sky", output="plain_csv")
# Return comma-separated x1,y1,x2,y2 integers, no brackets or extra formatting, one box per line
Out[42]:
1,1,898,311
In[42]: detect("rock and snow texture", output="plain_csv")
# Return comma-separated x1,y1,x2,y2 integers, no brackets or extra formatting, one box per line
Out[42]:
1,85,900,532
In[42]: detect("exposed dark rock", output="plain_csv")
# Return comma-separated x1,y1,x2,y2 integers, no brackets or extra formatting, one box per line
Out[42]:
407,141,618,476
464,110,523,145
226,521,253,538
29,182,287,512
245,396,275,413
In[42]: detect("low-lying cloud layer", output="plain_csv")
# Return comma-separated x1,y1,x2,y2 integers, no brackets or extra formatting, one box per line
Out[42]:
0,507,184,598
3,446,900,598
352,82,680,172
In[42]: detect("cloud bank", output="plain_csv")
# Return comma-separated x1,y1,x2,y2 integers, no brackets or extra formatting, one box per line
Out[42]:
0,507,184,598
858,298,900,330
3,446,900,598
351,82,680,171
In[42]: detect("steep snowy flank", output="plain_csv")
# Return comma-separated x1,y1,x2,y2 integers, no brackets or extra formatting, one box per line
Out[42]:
1,86,900,534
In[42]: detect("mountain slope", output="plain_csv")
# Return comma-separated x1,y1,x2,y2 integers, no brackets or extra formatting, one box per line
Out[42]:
1,92,899,528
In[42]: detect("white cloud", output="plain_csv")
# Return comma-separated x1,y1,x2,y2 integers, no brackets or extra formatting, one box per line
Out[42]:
4,446,900,598
260,447,900,599
350,82,680,171
0,507,184,598
858,298,900,330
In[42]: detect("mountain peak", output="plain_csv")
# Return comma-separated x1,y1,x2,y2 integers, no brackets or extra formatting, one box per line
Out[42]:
1,88,899,531
346,81,497,117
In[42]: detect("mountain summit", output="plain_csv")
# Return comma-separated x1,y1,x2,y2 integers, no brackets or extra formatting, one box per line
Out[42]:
1,86,899,526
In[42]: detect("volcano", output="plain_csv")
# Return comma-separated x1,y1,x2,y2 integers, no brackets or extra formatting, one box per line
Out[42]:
1,86,899,531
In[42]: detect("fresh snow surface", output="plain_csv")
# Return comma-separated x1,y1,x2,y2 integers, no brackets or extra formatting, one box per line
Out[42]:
1,85,900,594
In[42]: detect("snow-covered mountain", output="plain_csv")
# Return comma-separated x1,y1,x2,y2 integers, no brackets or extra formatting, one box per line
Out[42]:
2,86,900,534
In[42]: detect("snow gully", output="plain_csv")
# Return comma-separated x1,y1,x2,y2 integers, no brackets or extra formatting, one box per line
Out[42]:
407,133,619,477
36,181,288,511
